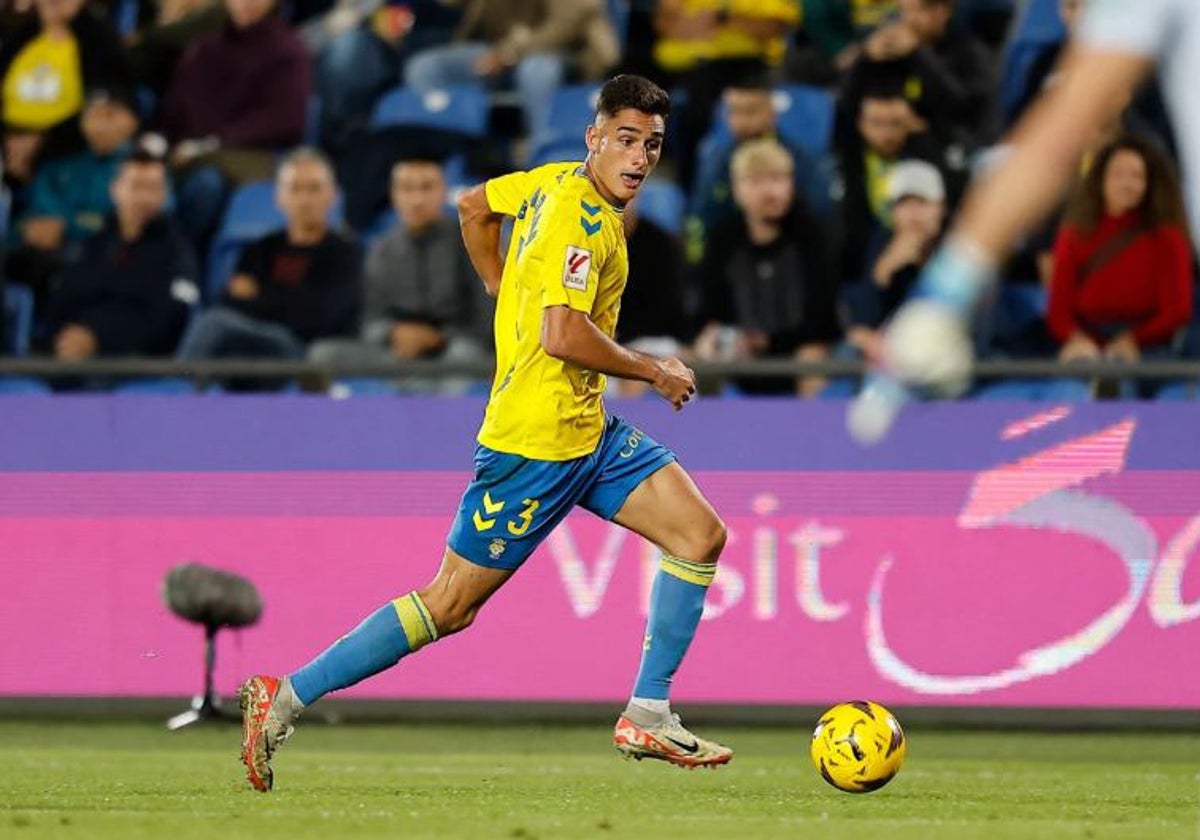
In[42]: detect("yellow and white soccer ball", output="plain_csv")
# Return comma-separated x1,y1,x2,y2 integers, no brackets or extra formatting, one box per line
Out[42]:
810,701,907,793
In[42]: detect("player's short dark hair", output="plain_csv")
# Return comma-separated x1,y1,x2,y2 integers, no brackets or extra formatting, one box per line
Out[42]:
596,74,670,120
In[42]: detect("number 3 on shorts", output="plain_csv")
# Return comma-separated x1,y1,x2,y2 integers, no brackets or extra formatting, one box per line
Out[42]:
507,498,540,536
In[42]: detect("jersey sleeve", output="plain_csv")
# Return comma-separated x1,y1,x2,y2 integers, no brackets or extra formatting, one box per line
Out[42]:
484,169,534,216
1078,0,1180,56
524,191,612,315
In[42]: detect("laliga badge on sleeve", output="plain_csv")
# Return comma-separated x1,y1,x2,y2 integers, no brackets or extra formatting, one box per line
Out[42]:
562,245,591,292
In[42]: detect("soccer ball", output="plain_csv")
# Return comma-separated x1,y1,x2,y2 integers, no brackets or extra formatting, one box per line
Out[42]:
810,701,906,793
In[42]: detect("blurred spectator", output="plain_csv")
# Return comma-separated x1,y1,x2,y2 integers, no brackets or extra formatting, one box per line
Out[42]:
404,0,618,138
839,0,994,148
7,86,140,315
653,0,799,189
307,0,460,146
692,138,838,397
688,71,832,261
611,195,691,398
793,0,896,80
837,89,942,287
162,0,312,249
309,158,491,393
1048,136,1193,367
127,0,227,96
177,148,361,371
45,142,197,359
840,159,944,363
0,0,132,167
20,87,139,253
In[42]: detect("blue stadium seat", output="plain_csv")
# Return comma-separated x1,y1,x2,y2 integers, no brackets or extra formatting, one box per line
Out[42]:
528,136,589,168
206,181,344,299
536,84,604,147
702,85,836,159
1000,0,1065,120
370,84,490,136
635,180,685,235
1152,381,1197,400
113,378,197,395
0,376,50,394
607,0,631,47
4,284,34,356
971,378,1091,401
304,94,322,145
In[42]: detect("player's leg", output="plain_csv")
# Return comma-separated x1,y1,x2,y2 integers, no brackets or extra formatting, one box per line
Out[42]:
240,548,511,792
240,444,585,791
580,418,731,767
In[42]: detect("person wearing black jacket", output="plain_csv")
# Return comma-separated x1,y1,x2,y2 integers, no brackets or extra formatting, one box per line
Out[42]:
47,147,197,359
836,89,945,290
177,148,361,366
837,0,995,149
692,138,839,397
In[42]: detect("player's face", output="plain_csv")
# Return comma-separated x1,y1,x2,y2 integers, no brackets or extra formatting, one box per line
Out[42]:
277,159,336,230
1102,149,1148,216
586,108,665,205
392,162,446,231
724,89,775,142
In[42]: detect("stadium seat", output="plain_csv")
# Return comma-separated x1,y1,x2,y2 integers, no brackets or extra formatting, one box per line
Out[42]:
533,84,604,151
635,179,685,235
1155,381,1197,400
370,84,490,137
529,136,589,168
113,378,197,395
971,378,1091,401
0,376,50,394
3,284,34,356
701,85,837,159
206,181,344,299
607,0,630,47
1000,0,1065,120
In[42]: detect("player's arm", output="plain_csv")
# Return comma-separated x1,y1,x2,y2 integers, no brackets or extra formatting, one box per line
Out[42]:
457,170,536,297
542,305,695,410
952,46,1151,262
457,184,505,297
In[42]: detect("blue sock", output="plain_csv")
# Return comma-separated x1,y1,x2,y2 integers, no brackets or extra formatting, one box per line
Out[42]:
289,592,438,706
632,555,716,701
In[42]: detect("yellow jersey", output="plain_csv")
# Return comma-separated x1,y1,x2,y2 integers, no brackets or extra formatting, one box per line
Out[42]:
2,32,83,130
654,0,801,72
478,162,628,461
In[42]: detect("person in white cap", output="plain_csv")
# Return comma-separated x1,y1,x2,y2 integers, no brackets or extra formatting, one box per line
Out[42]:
848,0,1200,443
843,159,948,364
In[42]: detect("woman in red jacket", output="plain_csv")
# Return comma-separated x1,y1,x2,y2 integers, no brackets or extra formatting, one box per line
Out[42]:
1048,135,1193,364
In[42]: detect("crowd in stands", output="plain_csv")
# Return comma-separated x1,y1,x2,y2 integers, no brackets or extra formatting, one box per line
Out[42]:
0,0,1195,398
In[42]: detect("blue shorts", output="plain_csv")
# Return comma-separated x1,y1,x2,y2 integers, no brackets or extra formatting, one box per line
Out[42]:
446,414,676,570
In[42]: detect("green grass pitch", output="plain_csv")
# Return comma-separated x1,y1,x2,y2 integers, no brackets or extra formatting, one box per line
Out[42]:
1,721,1197,839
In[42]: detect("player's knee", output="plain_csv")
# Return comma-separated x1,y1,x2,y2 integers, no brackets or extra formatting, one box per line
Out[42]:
418,590,480,637
682,516,726,566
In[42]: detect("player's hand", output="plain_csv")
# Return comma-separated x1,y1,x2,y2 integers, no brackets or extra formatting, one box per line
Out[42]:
651,356,696,411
